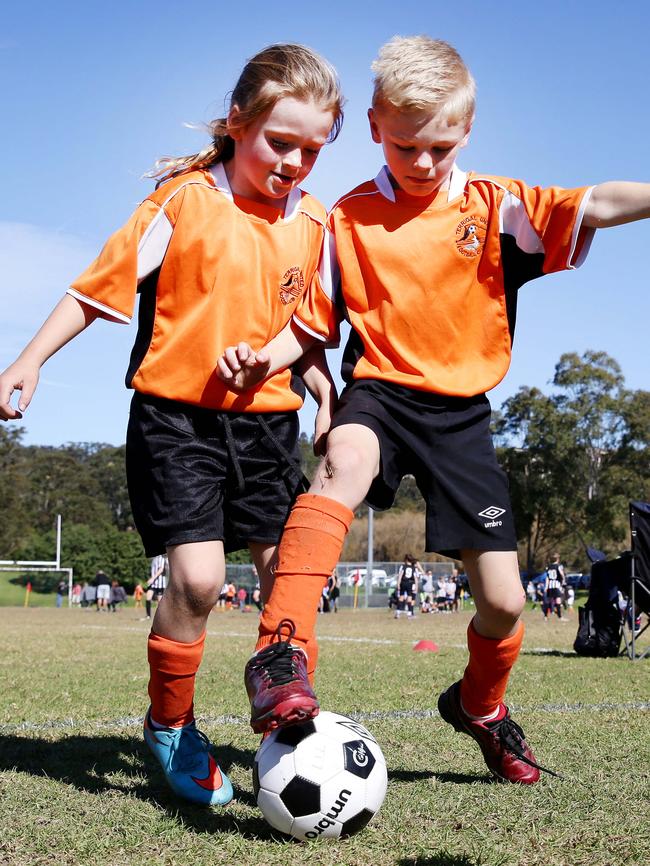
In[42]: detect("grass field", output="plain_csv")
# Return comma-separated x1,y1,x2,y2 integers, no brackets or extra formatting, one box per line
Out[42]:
0,604,648,866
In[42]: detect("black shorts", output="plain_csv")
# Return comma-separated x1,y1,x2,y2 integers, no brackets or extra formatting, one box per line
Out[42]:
330,379,517,558
126,393,306,557
399,580,416,597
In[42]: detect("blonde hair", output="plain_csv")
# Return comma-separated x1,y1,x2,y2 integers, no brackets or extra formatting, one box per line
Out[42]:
151,43,343,183
371,36,475,124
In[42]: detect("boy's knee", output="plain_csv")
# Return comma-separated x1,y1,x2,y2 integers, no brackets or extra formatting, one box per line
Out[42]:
325,435,379,483
479,592,525,631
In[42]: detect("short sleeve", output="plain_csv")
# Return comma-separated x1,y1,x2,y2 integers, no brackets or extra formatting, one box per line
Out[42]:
292,225,341,344
68,197,174,323
498,179,595,274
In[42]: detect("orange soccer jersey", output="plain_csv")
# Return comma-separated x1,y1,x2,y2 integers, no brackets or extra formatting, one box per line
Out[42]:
323,166,595,397
69,164,336,412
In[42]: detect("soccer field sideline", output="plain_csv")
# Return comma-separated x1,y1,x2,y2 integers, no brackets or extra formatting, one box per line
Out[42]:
2,699,649,738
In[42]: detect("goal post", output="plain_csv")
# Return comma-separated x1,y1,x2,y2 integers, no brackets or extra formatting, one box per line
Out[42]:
0,515,74,605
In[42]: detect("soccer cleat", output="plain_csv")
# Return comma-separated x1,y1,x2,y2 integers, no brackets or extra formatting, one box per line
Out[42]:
143,710,233,806
245,618,319,734
437,681,560,784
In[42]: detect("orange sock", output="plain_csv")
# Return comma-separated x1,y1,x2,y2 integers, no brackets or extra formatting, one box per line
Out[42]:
304,635,319,686
147,630,205,728
257,493,353,653
460,619,524,718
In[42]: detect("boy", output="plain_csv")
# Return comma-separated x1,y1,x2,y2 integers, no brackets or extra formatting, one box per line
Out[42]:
220,36,650,783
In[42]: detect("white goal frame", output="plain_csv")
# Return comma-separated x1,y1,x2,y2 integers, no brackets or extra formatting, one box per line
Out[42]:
0,515,74,606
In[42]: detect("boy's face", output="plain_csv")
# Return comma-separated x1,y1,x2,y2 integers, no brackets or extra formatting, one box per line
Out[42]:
368,105,471,197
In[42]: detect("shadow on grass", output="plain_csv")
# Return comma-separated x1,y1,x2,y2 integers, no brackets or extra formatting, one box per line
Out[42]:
398,856,481,866
0,733,287,841
520,649,578,658
389,768,489,785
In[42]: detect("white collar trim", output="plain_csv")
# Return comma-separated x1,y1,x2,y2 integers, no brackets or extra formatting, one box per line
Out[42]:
209,162,302,219
447,165,467,201
374,164,467,203
374,166,395,202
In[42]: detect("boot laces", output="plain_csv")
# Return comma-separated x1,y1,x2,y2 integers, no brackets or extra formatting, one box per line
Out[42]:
172,725,211,773
488,710,562,779
250,619,302,687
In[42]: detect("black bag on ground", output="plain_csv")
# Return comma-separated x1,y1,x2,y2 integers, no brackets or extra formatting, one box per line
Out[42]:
573,556,625,657
574,601,621,657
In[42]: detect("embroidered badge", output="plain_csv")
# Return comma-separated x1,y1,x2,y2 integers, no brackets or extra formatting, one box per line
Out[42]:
279,266,305,305
455,216,487,257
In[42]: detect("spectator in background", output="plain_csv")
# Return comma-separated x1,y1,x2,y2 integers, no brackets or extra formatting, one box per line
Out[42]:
225,581,236,610
532,582,544,611
133,582,144,610
80,581,96,609
56,578,68,608
110,580,128,612
94,569,111,612
237,585,248,612
71,582,82,606
435,575,448,613
328,570,340,613
251,584,263,613
526,580,536,606
446,575,457,612
143,555,167,621
566,584,575,614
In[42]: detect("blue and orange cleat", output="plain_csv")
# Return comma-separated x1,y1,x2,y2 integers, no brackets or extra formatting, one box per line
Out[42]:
144,710,233,806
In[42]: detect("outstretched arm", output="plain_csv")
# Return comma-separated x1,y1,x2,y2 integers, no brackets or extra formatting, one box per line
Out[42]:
217,320,318,391
583,182,650,228
0,294,100,420
294,346,338,456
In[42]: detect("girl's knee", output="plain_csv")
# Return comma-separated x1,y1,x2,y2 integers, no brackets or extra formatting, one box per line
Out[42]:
169,573,222,615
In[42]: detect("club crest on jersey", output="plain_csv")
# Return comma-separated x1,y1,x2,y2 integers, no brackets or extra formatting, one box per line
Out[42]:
279,266,305,305
455,216,487,257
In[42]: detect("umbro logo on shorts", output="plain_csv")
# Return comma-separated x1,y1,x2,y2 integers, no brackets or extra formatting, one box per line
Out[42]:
478,505,506,528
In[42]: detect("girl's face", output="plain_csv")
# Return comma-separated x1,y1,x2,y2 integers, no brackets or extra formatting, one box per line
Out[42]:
227,96,334,206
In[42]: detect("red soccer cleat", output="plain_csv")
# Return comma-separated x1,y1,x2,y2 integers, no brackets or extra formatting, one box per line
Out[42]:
245,619,319,734
438,681,560,784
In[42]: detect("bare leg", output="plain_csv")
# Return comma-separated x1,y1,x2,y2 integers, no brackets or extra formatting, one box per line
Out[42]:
461,549,525,638
153,540,225,643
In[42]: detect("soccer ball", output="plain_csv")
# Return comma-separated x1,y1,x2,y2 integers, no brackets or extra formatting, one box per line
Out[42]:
253,710,388,841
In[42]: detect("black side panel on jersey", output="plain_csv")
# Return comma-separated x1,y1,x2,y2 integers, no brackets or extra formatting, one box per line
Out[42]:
499,234,546,344
125,269,160,388
341,327,365,384
289,367,307,402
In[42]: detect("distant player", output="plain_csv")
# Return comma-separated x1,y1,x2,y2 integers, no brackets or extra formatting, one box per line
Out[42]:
395,554,420,619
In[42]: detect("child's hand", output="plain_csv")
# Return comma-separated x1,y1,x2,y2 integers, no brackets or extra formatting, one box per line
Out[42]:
0,360,40,421
217,342,272,391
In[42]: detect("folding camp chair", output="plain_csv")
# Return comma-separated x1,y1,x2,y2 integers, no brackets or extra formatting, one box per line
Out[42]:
622,501,650,660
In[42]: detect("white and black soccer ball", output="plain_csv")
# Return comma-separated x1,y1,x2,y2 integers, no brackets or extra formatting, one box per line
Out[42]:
253,710,388,841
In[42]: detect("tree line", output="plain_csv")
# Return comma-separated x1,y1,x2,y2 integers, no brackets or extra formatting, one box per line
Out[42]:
1,351,647,587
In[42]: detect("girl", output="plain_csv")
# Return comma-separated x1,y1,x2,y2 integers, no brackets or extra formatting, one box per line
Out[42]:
0,43,343,806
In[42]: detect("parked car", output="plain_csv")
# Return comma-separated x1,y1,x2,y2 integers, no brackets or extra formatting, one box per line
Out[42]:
344,568,389,587
566,572,590,589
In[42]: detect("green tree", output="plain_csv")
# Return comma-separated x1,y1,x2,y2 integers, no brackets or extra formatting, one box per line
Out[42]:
0,427,30,558
497,351,650,569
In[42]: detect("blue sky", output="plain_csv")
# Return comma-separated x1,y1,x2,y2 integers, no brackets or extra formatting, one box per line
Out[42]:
1,1,648,447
